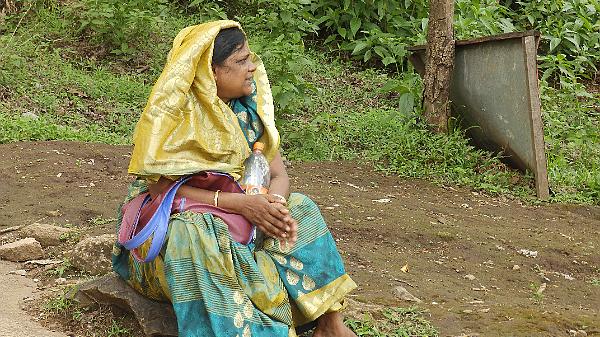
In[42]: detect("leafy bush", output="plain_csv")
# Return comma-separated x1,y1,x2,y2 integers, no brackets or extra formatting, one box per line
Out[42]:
68,0,168,56
508,0,600,85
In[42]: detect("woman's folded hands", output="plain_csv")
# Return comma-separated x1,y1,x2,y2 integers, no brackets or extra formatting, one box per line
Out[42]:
234,194,298,246
148,178,298,246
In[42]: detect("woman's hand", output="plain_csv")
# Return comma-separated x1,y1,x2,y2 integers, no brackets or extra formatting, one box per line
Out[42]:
236,194,297,244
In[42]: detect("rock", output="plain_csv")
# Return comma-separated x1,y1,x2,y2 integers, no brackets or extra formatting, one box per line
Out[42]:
55,277,67,284
8,269,27,276
343,298,384,319
74,273,177,336
0,226,21,235
0,238,44,262
25,259,63,266
21,111,39,119
20,223,72,247
68,234,116,275
517,248,538,258
536,283,547,295
512,264,520,270
393,286,422,303
569,330,588,337
464,274,476,280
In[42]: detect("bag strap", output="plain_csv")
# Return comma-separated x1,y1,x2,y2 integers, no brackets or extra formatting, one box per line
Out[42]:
122,176,191,262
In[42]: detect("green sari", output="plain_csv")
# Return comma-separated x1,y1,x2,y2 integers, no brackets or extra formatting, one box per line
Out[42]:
113,90,356,337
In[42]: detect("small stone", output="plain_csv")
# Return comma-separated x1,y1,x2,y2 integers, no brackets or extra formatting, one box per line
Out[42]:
0,226,21,235
517,249,538,258
9,269,27,276
21,111,39,119
20,223,72,247
464,274,476,281
25,259,63,266
0,238,44,262
69,234,116,275
536,283,547,295
45,210,62,217
76,274,178,336
462,309,473,314
512,265,520,270
55,277,67,284
393,286,422,303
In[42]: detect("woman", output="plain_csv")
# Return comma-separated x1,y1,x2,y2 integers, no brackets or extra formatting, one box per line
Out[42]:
112,20,357,337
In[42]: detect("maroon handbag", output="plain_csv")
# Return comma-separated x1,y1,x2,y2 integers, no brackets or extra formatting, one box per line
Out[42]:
119,172,254,262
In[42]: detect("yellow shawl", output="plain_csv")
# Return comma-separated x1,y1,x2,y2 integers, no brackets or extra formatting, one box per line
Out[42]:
128,20,280,181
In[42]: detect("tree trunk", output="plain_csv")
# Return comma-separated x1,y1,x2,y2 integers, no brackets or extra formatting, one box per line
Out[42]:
423,0,455,133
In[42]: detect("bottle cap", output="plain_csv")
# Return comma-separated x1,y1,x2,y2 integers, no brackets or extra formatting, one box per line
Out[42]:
253,142,265,152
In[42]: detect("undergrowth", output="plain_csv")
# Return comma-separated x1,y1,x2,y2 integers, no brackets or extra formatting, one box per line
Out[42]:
345,307,439,336
0,0,598,204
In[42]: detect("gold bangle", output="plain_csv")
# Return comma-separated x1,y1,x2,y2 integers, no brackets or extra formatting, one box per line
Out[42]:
213,190,221,207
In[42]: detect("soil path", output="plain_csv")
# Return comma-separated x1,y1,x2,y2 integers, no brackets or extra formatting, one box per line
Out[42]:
0,260,67,337
0,141,598,337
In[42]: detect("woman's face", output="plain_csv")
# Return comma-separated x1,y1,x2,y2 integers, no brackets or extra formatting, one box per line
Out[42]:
213,42,256,103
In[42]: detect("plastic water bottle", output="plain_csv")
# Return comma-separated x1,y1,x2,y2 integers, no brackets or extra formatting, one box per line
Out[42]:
240,141,270,248
240,142,270,195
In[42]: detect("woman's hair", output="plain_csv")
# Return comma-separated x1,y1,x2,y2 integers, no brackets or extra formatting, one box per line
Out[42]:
212,27,246,66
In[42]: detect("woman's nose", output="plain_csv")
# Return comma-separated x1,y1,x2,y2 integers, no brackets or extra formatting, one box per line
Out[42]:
248,61,257,72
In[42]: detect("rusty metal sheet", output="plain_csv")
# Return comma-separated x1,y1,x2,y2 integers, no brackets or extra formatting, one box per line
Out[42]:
409,31,549,199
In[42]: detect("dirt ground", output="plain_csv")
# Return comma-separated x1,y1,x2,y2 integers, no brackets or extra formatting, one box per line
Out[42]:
0,141,598,337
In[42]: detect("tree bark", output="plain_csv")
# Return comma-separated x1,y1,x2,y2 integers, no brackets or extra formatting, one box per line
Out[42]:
423,0,455,133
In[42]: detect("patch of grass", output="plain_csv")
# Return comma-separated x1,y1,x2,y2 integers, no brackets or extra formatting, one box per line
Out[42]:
281,107,533,198
46,258,73,278
106,319,132,337
44,293,75,314
345,307,438,337
541,84,600,204
529,282,545,304
59,230,82,243
88,216,117,227
591,278,600,287
436,231,456,242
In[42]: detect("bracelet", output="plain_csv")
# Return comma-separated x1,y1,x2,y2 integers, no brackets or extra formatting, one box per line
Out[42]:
213,190,221,207
272,193,287,204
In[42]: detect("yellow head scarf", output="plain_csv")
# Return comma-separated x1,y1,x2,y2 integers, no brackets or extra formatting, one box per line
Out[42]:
128,20,280,181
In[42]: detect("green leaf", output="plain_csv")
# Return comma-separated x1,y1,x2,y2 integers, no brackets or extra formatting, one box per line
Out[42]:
352,41,370,55
549,37,561,51
382,56,396,66
337,27,347,39
398,93,415,114
374,46,387,58
350,18,361,38
363,49,372,62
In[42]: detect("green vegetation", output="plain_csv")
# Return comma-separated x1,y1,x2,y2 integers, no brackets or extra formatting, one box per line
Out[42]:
44,293,76,314
106,319,132,337
46,259,73,278
345,307,439,336
529,282,545,304
0,0,598,205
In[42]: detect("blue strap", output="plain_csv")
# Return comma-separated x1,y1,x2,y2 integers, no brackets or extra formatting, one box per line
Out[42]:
122,176,191,262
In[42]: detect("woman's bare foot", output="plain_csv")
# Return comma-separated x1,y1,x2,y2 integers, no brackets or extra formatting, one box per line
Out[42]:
312,312,357,337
